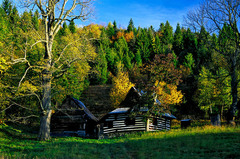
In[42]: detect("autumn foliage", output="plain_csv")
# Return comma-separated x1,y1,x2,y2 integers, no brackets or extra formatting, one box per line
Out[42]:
113,31,134,42
155,81,183,105
110,71,135,108
131,53,183,112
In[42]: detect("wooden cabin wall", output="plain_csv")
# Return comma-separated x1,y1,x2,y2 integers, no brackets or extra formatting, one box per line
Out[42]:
149,118,171,131
101,114,146,135
51,111,87,132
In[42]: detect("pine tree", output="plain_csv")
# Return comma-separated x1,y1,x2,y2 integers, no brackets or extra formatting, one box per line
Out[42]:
135,49,142,66
59,22,69,36
32,10,39,30
197,26,210,69
96,43,108,84
136,28,151,63
114,36,133,69
123,52,132,69
181,28,198,64
20,11,32,32
69,20,76,34
2,0,12,16
106,22,115,39
113,20,118,33
173,23,183,56
162,21,173,53
127,18,134,32
152,34,161,55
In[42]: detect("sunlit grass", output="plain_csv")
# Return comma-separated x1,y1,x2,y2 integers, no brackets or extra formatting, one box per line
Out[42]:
1,124,240,158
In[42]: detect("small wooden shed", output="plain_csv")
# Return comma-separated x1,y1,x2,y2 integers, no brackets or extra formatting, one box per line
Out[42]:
51,96,98,137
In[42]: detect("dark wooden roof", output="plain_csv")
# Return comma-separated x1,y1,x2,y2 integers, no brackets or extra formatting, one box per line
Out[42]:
120,87,161,107
119,87,141,107
70,97,98,122
80,85,114,119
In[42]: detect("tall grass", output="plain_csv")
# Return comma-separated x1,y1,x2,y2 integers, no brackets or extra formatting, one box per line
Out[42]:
1,124,240,159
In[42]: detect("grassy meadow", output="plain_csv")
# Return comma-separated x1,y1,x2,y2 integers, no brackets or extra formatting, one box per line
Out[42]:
1,123,240,159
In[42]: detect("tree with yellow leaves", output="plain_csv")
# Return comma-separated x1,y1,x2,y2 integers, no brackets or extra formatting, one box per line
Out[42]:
155,81,183,106
86,24,102,39
110,63,135,108
0,55,10,118
133,53,183,114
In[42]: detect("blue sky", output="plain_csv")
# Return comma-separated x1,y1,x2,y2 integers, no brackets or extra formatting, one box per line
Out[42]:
87,0,202,30
0,0,202,30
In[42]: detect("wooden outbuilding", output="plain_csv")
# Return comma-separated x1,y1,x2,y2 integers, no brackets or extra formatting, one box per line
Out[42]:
51,96,99,137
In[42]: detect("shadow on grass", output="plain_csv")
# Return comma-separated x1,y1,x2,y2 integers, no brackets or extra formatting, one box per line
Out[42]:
2,130,240,159
0,123,38,141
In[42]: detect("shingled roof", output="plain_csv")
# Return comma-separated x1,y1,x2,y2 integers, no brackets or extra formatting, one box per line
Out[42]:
80,85,114,119
71,97,98,122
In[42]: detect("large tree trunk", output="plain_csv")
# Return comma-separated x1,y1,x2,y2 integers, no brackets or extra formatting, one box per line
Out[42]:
38,109,52,140
38,63,52,140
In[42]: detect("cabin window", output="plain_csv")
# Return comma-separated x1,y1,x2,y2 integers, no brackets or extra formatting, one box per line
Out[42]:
153,118,158,126
125,117,135,126
79,123,85,130
108,121,113,128
104,121,113,128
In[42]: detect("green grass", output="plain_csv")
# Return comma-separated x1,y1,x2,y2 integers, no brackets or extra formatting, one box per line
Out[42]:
1,124,240,159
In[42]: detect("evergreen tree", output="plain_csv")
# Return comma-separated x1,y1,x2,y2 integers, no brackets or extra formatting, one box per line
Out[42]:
152,34,162,55
69,20,76,34
127,18,134,32
123,52,132,69
2,0,12,16
180,28,198,65
113,20,118,33
135,49,142,66
0,5,9,46
114,36,133,69
197,26,210,69
162,21,173,45
159,22,165,32
32,10,39,30
20,11,32,32
136,28,151,63
173,23,183,56
198,26,209,47
96,43,108,84
106,22,115,39
59,22,69,36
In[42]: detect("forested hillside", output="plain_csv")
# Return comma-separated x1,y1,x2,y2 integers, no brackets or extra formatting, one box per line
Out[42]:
0,0,239,135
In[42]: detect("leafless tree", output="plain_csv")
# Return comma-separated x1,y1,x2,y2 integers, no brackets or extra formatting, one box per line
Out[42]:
185,0,240,125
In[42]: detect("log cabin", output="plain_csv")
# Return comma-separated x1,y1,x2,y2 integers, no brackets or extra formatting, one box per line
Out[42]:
50,96,99,137
98,107,176,138
98,87,176,138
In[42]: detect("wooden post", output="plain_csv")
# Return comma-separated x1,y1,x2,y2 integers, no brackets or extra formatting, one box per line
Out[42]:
146,118,150,131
